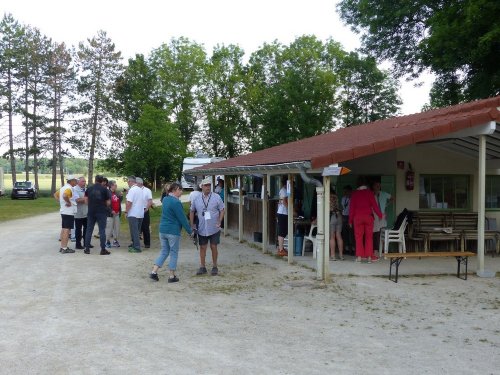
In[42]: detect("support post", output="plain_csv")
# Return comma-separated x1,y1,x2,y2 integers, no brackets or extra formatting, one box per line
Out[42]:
262,174,268,253
477,135,494,277
223,175,227,237
323,176,331,280
238,175,243,243
288,174,294,263
315,186,325,280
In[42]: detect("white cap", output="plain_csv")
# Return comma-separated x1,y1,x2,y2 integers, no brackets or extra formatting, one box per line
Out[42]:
200,177,212,186
66,175,76,181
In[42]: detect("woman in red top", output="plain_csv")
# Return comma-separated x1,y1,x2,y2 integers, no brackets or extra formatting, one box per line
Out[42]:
106,180,123,248
349,177,383,263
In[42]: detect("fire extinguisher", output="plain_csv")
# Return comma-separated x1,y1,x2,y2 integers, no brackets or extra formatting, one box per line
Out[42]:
405,163,415,191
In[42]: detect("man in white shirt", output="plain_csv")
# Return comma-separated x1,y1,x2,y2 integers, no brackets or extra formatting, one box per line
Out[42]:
276,176,288,257
137,177,153,248
125,176,145,253
54,175,78,254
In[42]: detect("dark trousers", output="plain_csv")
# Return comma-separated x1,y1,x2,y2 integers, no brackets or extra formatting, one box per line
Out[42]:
342,215,355,253
75,217,87,247
141,210,151,247
85,212,107,250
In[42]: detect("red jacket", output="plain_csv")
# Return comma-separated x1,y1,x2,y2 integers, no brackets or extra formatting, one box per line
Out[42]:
348,188,383,225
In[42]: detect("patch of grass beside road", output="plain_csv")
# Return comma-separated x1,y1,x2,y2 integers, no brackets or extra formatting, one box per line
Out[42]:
0,196,59,222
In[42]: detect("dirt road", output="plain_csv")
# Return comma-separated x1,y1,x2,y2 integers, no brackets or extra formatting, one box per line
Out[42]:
0,212,499,374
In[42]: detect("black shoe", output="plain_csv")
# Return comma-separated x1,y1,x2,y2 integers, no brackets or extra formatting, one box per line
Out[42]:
168,276,179,283
211,267,218,276
89,245,94,248
145,245,150,249
100,249,111,255
84,249,90,254
196,267,208,275
60,248,75,254
150,272,159,281
75,244,84,250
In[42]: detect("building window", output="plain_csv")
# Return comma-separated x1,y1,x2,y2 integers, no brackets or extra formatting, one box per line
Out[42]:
419,175,469,209
486,175,500,209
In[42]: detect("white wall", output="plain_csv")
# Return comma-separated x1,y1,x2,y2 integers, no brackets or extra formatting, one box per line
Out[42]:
340,144,500,225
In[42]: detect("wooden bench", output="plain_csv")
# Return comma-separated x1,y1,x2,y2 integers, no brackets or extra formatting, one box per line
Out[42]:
452,213,499,253
412,211,461,251
384,251,476,283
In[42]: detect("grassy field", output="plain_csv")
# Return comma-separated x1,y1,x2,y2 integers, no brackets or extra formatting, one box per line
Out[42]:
0,196,59,222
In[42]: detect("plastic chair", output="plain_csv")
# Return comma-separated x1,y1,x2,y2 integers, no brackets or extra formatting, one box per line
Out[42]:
302,225,317,258
379,216,408,256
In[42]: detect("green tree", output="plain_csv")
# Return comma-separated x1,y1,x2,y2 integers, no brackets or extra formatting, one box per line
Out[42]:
337,52,401,126
115,54,162,124
200,44,248,158
246,36,340,150
0,14,24,183
150,37,206,147
77,30,123,183
46,41,75,193
16,27,52,189
337,0,500,105
121,105,184,186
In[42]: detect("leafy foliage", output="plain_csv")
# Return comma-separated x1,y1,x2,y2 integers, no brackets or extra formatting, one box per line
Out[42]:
338,0,500,105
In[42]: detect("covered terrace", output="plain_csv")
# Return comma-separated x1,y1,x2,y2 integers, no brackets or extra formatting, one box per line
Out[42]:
191,96,500,280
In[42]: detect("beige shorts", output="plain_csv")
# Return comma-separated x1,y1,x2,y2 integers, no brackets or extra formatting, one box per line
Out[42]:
330,213,342,233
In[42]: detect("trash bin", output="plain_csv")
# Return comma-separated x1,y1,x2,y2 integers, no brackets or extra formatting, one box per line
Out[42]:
253,232,263,243
294,235,304,256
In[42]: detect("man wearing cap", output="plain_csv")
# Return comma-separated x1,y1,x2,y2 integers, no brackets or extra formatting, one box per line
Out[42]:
190,177,225,276
137,178,153,249
73,176,89,249
125,176,145,253
84,175,112,255
54,175,78,254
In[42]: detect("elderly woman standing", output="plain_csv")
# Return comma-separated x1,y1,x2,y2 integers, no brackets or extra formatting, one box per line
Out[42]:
150,182,192,283
349,177,383,263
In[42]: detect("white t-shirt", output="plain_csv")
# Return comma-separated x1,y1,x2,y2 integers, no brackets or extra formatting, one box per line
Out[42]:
126,185,145,218
142,186,153,209
277,186,288,215
59,183,77,215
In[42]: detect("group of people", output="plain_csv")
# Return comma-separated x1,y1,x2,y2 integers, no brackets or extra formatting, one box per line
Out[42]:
274,175,393,263
330,177,393,263
150,177,224,282
55,175,152,256
56,173,226,283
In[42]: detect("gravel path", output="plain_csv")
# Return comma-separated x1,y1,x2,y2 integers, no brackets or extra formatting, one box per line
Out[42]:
0,211,499,374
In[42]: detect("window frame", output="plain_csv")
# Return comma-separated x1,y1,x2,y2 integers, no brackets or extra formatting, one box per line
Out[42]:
418,174,470,211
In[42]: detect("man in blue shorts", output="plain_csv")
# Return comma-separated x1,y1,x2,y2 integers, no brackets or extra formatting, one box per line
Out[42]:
190,178,225,276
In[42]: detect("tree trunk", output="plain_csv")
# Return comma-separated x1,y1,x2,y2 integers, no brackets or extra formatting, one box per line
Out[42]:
58,104,64,186
88,90,100,185
7,68,17,183
32,87,39,191
51,89,58,194
24,80,30,182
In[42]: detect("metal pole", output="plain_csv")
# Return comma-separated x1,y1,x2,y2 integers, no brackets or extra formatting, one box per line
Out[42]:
477,135,493,277
316,186,325,280
288,174,294,263
223,175,227,237
238,175,243,243
262,174,268,253
323,176,331,280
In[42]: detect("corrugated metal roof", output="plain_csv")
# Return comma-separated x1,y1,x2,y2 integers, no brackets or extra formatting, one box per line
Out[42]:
192,96,500,174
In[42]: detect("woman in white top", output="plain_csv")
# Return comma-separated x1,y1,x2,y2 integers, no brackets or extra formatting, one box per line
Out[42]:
276,176,288,257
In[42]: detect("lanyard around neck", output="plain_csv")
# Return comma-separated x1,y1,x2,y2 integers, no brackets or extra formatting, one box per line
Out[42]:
202,193,212,210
